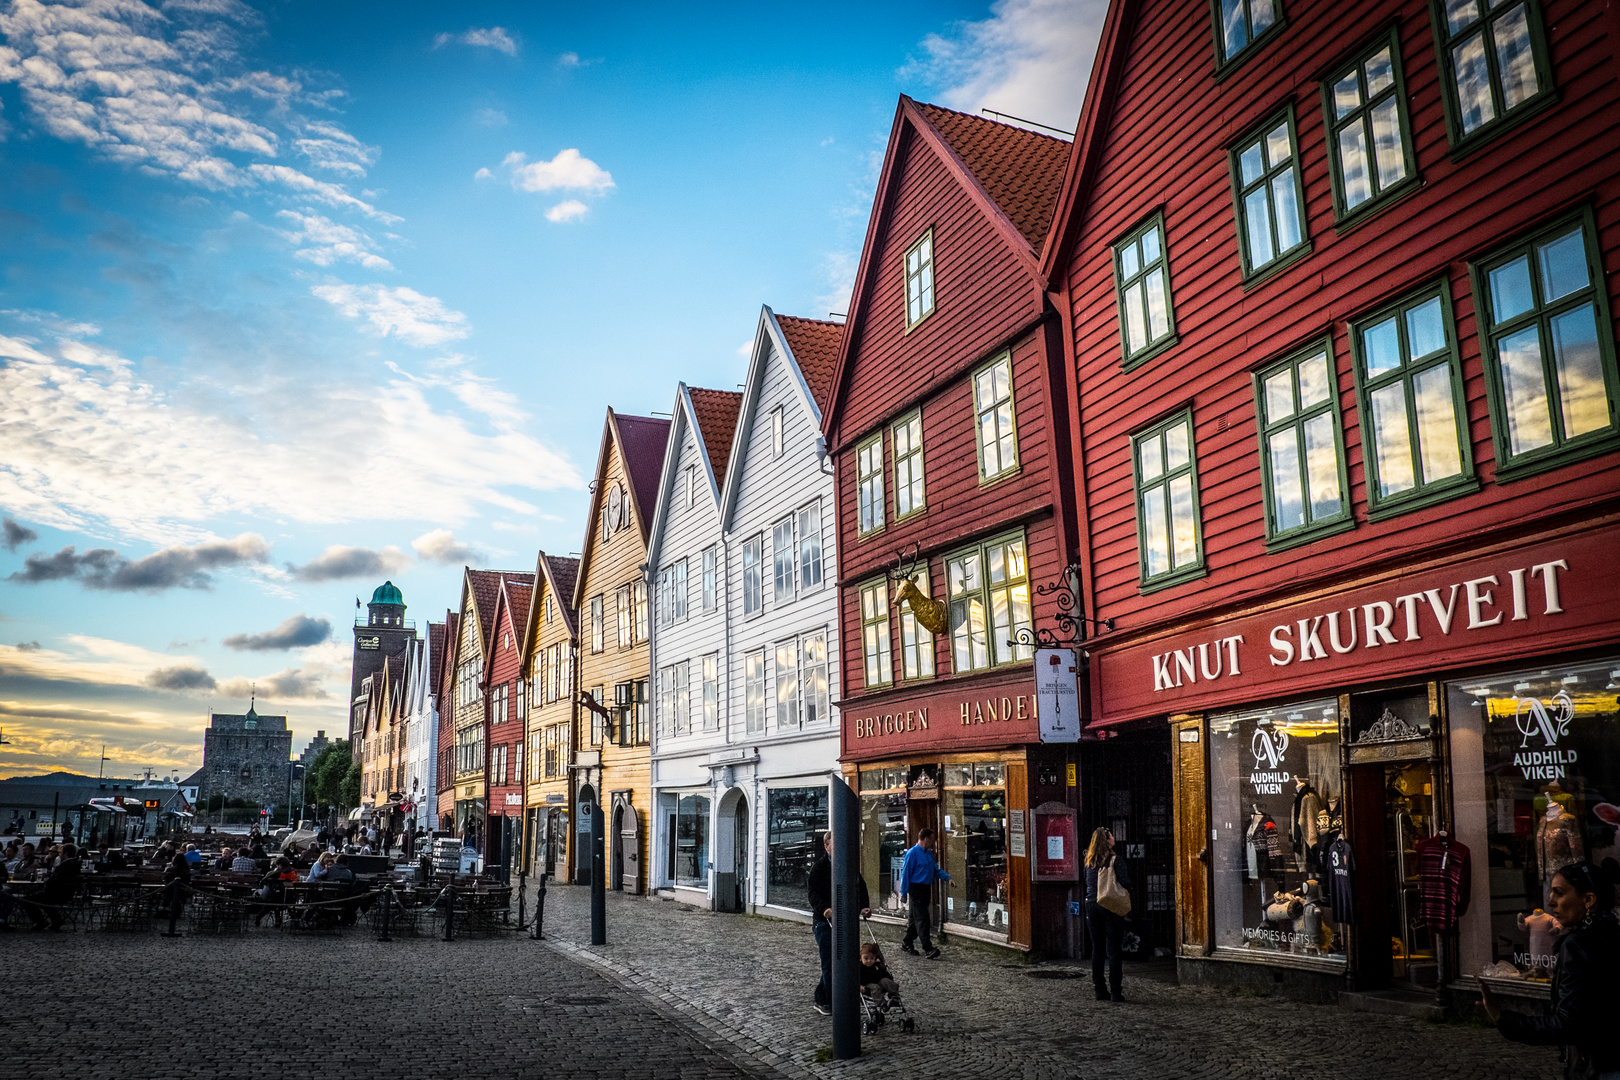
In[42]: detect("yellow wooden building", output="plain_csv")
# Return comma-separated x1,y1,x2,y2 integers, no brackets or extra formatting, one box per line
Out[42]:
519,551,581,879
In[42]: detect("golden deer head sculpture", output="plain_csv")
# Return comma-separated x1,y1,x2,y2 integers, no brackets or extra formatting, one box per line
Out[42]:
891,542,948,637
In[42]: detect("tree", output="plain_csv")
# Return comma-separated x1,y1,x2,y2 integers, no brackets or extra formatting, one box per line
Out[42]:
340,762,361,809
305,740,352,812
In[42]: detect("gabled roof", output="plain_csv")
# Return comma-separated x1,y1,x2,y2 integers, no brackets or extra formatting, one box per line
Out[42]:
821,96,1071,441
688,388,744,490
773,314,843,414
915,102,1071,251
1037,0,1138,286
461,567,534,657
573,409,671,606
426,620,447,695
521,550,582,658
483,576,532,687
438,610,460,706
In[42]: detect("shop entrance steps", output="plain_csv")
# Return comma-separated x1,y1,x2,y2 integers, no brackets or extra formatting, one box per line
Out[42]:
1337,988,1445,1021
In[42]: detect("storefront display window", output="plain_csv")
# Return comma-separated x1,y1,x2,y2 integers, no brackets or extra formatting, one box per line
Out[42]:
1209,698,1346,961
859,769,910,915
942,773,1008,935
1448,660,1620,985
766,786,827,911
673,794,710,889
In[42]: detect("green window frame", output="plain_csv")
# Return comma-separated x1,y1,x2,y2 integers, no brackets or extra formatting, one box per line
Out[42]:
1254,339,1352,548
946,531,1033,674
1210,0,1286,78
1227,107,1311,283
859,580,893,689
1112,213,1177,368
1427,0,1555,156
856,432,885,536
973,353,1019,482
1132,410,1205,591
1320,28,1420,227
1350,282,1478,519
891,410,926,519
905,229,935,328
1469,207,1620,481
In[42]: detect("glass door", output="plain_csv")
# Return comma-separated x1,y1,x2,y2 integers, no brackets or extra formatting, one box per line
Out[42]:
1383,760,1435,985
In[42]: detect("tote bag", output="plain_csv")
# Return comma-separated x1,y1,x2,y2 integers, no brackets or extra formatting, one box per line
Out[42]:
1097,856,1132,916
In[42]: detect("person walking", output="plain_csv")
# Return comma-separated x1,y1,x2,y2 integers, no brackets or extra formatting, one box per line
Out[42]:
1484,862,1620,1079
806,831,870,1015
899,829,950,959
1084,827,1131,1003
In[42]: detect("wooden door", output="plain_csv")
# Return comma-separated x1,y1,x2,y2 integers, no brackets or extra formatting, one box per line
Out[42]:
1006,757,1032,950
1170,714,1209,956
1346,763,1391,990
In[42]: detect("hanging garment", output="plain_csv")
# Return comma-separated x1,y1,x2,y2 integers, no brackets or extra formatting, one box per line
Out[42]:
1535,810,1585,876
1292,783,1322,856
1326,836,1355,923
1414,834,1471,932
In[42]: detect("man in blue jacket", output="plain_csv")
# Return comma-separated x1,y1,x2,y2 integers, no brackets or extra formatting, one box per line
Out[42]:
899,828,950,959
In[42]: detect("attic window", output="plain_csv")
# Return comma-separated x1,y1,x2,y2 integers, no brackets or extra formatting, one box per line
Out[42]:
771,406,785,458
905,229,935,328
686,464,696,508
504,631,512,650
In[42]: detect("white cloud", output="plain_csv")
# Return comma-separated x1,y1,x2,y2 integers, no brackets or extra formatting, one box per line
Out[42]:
557,52,596,69
903,0,1105,132
474,107,507,128
434,27,518,56
312,284,469,348
412,528,482,565
277,210,393,270
546,199,589,223
0,327,582,544
495,149,615,194
814,250,858,317
0,0,390,219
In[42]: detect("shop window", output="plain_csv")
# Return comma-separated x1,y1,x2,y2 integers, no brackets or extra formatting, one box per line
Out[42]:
1448,659,1620,983
1254,340,1352,548
973,354,1019,481
767,786,828,911
1321,30,1418,225
742,535,763,616
946,532,1033,673
1352,282,1477,518
1228,108,1310,281
1210,0,1285,76
898,566,935,682
1112,213,1177,367
860,580,894,688
1472,209,1620,481
1132,410,1204,590
857,433,885,536
858,776,911,916
905,229,935,328
943,767,1009,936
892,410,926,518
1429,0,1554,154
671,793,711,889
745,649,767,734
1208,699,1346,962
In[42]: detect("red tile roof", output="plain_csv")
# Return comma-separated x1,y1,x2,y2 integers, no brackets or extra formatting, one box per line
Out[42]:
466,568,534,650
915,101,1071,251
542,555,581,636
504,579,532,647
612,413,672,530
426,620,447,695
774,315,844,414
687,388,743,489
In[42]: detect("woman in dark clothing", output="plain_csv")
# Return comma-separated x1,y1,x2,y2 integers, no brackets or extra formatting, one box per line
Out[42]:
160,851,191,917
1484,862,1620,1080
1083,827,1131,1003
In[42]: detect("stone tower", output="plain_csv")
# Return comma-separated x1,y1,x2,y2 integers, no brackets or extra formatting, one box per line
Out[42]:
198,705,294,811
350,580,417,746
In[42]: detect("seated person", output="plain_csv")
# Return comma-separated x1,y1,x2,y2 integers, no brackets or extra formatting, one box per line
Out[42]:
23,843,82,931
183,843,203,866
306,852,336,882
325,854,356,884
859,942,900,1007
230,848,258,873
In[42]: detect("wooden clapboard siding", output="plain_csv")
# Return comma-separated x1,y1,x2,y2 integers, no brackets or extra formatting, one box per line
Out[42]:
484,579,529,817
1060,0,1620,678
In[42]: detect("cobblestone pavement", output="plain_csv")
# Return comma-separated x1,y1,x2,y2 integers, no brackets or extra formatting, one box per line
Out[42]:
2,915,768,1080
539,884,1559,1080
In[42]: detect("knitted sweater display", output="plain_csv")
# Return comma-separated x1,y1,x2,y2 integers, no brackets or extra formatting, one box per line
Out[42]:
1413,834,1471,931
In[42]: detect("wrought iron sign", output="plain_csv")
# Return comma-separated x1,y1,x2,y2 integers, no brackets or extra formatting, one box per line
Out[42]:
1009,562,1113,651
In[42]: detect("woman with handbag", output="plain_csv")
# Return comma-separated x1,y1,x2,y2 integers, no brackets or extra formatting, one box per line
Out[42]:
1085,827,1132,1003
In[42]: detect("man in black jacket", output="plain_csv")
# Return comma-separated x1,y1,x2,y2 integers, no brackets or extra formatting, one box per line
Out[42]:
806,831,869,1014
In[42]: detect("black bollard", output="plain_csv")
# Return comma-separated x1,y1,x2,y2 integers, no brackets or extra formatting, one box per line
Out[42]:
590,802,605,946
830,777,861,1060
517,868,527,930
442,882,456,942
532,871,547,940
377,884,393,942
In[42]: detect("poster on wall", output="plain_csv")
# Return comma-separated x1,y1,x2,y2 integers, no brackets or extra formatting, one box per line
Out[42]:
1031,802,1078,882
1036,648,1082,743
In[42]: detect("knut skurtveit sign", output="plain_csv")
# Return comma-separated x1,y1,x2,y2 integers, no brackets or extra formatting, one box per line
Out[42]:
1092,525,1620,725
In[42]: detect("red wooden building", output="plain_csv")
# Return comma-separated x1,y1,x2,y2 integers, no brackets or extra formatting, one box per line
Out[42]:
434,609,460,834
824,97,1084,953
1045,0,1620,1001
483,574,533,877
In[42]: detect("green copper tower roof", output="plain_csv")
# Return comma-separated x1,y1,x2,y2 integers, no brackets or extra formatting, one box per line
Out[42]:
370,580,404,606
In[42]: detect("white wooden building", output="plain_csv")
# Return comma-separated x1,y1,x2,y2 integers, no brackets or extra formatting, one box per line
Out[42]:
648,306,845,916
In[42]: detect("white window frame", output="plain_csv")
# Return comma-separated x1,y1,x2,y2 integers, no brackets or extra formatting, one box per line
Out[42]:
742,535,763,617
973,353,1019,481
905,228,935,328
745,649,767,734
771,405,785,458
701,546,718,612
701,652,719,731
857,433,884,536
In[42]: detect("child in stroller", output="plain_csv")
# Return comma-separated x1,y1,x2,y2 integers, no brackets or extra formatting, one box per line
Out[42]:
860,938,914,1032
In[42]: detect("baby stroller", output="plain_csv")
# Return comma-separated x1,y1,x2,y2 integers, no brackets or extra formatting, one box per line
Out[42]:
859,922,916,1034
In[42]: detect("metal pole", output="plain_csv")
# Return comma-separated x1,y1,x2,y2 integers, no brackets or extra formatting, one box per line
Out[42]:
532,871,547,940
517,867,527,929
378,884,394,942
831,776,862,1060
590,800,605,946
442,882,456,941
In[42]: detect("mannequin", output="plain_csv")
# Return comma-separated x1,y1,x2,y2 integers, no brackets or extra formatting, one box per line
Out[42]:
1292,778,1322,872
1298,878,1325,954
1518,908,1562,978
1536,803,1585,903
1246,805,1283,882
1532,781,1575,820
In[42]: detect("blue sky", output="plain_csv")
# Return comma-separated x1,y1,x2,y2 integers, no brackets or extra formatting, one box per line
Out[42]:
0,0,1100,778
